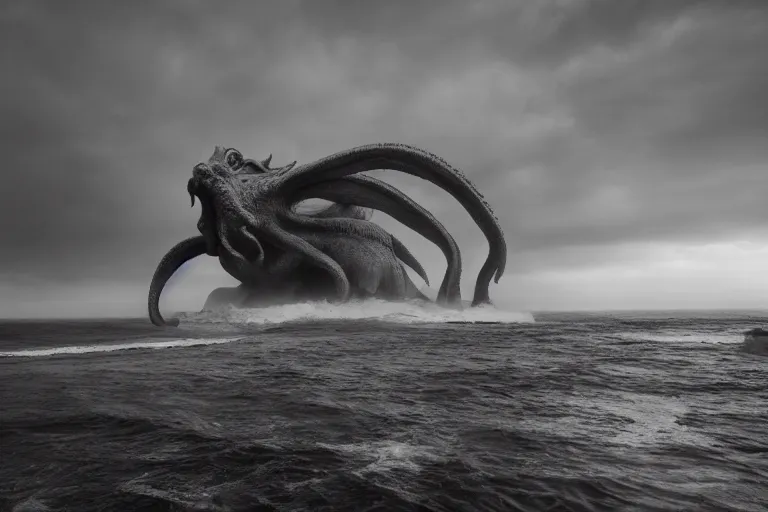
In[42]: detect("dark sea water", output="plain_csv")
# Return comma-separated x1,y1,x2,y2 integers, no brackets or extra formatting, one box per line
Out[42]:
1,303,767,512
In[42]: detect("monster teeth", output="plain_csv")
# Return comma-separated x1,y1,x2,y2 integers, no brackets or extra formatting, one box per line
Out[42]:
187,179,197,207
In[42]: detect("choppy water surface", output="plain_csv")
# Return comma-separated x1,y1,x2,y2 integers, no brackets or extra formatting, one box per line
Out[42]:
0,304,766,511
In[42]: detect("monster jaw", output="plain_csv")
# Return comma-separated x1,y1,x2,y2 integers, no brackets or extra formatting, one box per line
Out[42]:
188,178,219,256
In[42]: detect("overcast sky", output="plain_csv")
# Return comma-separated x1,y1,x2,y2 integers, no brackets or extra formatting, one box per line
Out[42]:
2,0,767,317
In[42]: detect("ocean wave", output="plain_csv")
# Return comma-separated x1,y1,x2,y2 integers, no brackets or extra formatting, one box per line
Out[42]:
317,440,446,475
0,337,244,358
2,312,767,512
178,298,535,325
616,331,743,344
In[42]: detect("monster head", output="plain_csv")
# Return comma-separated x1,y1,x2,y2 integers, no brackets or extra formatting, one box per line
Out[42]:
186,146,295,258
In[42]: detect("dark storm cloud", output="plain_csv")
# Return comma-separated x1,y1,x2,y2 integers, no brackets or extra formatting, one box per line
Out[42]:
298,0,714,67
0,0,302,280
1,0,767,310
508,2,768,256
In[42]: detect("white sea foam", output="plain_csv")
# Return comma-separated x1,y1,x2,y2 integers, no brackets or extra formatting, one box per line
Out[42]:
518,390,714,450
617,331,743,344
179,298,534,325
1,299,532,358
317,440,444,474
0,337,244,358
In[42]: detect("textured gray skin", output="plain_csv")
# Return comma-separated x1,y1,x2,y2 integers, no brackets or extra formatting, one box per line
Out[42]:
291,175,463,306
148,143,507,326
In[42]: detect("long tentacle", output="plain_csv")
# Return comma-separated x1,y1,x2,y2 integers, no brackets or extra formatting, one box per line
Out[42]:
254,223,351,301
270,143,504,306
283,208,431,286
237,226,265,266
218,220,247,266
148,236,207,326
289,175,462,306
213,218,269,288
390,235,430,286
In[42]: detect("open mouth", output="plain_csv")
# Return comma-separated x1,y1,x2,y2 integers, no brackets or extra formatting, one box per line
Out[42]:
187,178,219,256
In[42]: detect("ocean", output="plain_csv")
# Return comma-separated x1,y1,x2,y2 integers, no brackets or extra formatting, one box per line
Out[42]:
1,302,766,512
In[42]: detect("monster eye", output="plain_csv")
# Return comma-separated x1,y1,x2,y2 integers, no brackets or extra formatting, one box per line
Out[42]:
225,150,243,169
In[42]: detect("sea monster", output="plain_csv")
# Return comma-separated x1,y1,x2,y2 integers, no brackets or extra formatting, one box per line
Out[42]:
148,143,507,326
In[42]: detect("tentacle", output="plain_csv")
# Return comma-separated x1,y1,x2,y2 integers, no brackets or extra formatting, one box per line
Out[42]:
218,220,247,265
390,235,429,285
270,143,504,306
237,226,265,266
289,175,462,306
284,209,430,286
213,218,268,288
402,268,432,302
254,223,350,301
148,236,207,326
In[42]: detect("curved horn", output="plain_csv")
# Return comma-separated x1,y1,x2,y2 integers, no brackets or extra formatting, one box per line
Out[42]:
270,144,505,306
148,236,207,326
289,175,463,307
390,235,430,286
261,154,273,168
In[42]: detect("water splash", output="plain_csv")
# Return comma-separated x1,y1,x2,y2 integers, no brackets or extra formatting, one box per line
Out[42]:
178,298,534,325
0,337,244,358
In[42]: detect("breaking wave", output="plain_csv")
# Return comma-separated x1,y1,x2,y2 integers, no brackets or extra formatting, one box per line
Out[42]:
0,298,532,359
616,331,744,344
0,337,245,358
177,297,535,325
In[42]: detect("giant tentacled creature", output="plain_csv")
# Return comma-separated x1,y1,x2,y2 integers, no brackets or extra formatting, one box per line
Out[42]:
148,143,507,326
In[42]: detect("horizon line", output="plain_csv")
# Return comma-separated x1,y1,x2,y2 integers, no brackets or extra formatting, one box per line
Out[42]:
0,306,766,322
